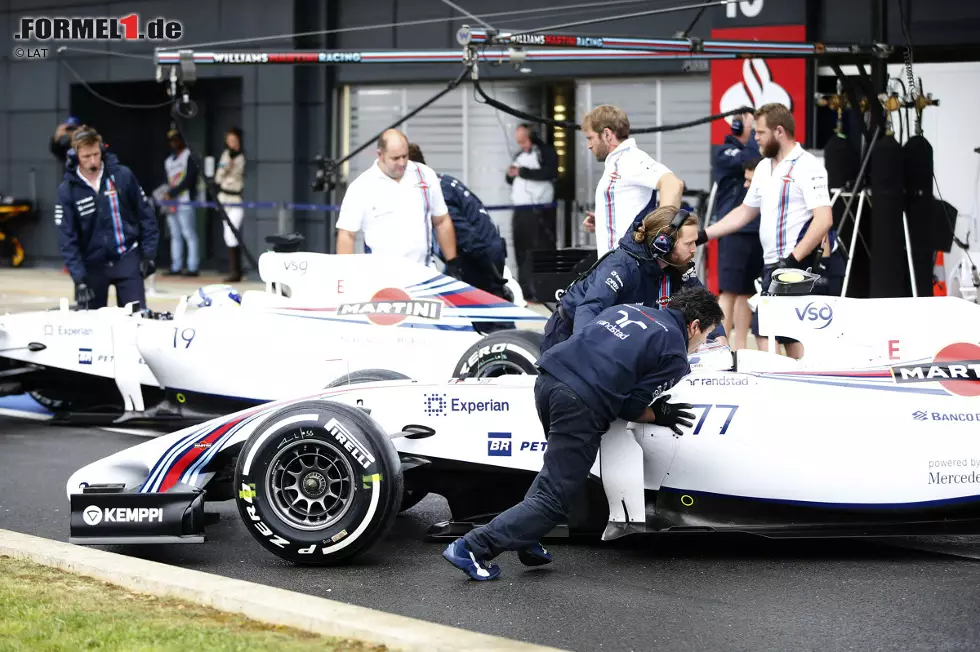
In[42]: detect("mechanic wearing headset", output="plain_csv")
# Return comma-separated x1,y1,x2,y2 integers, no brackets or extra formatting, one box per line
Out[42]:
407,143,514,322
336,129,463,279
540,205,727,353
698,103,838,358
713,112,762,351
580,105,686,256
443,286,723,580
55,126,159,310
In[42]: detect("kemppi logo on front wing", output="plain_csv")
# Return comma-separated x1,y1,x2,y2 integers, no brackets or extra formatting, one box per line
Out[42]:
81,505,163,526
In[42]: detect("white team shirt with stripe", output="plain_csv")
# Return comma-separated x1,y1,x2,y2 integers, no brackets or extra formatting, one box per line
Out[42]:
593,138,672,257
336,160,448,267
743,143,831,265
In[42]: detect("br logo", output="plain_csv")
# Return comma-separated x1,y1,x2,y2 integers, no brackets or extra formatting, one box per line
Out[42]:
488,432,511,457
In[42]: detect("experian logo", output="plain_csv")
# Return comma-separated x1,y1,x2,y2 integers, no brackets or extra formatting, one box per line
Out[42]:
82,505,163,525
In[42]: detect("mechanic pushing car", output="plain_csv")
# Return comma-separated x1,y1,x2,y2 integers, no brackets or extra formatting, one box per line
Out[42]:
407,142,515,331
335,128,463,279
699,103,842,358
55,126,160,310
443,285,723,581
541,205,727,353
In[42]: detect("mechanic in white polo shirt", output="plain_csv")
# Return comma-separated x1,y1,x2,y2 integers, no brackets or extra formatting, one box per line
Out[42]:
336,129,462,276
699,103,836,358
580,104,686,257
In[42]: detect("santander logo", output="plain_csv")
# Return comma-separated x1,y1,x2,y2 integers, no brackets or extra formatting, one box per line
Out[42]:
720,58,793,123
710,25,806,146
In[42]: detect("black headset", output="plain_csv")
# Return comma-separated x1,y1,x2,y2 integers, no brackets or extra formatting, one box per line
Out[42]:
649,208,690,259
68,129,109,159
731,117,745,136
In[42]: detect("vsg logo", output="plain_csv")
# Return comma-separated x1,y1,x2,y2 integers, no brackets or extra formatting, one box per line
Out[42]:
795,301,833,330
283,259,308,275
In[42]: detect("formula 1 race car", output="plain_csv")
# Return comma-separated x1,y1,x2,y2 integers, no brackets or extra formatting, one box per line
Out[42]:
0,249,547,426
65,272,980,565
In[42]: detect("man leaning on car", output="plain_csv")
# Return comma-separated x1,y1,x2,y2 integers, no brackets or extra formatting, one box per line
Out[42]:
442,286,724,581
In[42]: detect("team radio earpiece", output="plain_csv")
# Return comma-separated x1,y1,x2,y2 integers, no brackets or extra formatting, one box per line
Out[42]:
649,208,690,259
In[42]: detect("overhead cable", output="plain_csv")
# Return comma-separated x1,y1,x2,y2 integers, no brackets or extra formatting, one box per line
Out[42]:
156,0,660,51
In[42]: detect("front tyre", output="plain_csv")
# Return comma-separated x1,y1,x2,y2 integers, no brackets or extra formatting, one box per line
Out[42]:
234,400,403,565
452,330,542,378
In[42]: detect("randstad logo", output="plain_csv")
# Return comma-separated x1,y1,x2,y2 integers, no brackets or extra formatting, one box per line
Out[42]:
423,393,510,417
795,302,833,329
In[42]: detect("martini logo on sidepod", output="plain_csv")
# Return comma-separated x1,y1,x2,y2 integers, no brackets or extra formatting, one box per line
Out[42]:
891,342,980,397
338,288,443,326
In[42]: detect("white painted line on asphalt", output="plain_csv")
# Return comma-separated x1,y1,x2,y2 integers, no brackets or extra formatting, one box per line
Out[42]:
0,529,567,652
100,427,162,438
0,408,52,421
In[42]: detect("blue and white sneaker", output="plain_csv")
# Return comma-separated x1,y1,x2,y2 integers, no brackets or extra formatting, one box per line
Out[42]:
442,538,500,581
517,542,553,567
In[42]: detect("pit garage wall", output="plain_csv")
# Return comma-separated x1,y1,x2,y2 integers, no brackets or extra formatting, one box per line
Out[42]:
0,0,334,268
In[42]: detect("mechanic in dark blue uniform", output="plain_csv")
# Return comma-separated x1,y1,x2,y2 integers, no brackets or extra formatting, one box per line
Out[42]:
541,205,726,353
56,126,159,310
713,114,762,351
443,286,723,580
408,143,514,331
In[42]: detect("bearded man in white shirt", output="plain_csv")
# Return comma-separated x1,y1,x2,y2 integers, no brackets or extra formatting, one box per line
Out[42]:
700,102,839,358
580,105,686,257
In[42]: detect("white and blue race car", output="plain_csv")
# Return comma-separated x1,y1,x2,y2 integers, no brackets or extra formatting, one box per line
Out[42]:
64,271,980,564
0,249,547,425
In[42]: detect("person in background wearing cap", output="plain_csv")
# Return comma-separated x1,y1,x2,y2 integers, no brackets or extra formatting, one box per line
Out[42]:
55,126,159,310
711,111,761,351
163,127,200,277
50,116,81,164
407,142,515,331
214,127,246,282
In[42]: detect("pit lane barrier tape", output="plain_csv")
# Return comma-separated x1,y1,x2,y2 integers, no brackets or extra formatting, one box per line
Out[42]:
0,528,568,652
156,199,558,212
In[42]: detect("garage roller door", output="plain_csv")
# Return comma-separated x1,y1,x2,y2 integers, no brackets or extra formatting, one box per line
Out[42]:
344,81,543,274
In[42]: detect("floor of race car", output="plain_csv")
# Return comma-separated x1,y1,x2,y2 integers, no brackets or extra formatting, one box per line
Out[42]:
3,416,980,652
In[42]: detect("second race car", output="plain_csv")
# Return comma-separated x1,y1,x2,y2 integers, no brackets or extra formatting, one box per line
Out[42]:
0,250,547,425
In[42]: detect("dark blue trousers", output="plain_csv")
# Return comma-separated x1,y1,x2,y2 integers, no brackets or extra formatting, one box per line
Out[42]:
86,248,146,310
463,372,610,560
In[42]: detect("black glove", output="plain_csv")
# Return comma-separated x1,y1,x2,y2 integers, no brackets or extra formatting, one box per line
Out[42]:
75,282,95,309
777,252,807,270
651,394,695,436
140,259,156,279
444,257,464,280
695,228,708,246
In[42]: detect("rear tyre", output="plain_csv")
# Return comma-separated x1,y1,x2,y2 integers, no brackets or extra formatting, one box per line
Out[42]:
452,330,542,378
325,368,411,388
234,400,403,565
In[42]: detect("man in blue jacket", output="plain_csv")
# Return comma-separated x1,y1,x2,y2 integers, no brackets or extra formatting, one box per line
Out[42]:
409,144,514,330
56,126,159,310
713,113,762,350
540,205,726,353
442,285,723,580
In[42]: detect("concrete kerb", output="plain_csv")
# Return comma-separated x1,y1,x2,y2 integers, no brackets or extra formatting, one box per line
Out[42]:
0,529,568,652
